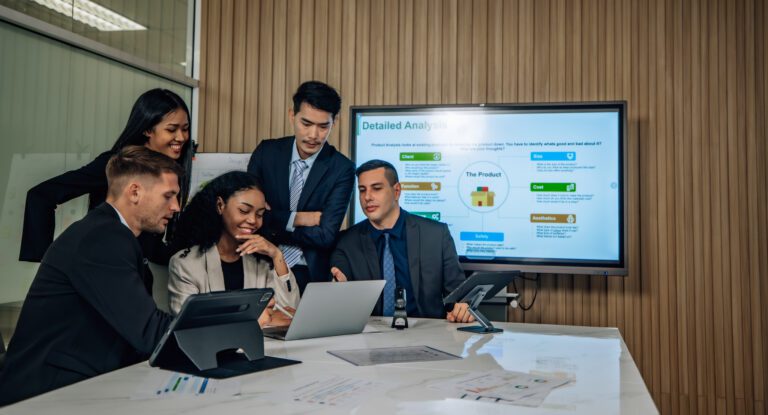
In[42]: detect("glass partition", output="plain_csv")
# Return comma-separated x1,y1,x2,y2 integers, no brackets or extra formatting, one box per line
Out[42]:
0,0,193,77
0,20,192,303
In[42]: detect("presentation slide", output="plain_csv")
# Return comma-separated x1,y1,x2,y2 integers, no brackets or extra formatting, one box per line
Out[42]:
353,107,622,265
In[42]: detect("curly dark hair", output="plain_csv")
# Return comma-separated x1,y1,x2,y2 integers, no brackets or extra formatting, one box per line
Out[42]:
170,171,261,255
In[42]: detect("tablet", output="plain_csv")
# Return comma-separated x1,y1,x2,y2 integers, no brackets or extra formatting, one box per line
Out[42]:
150,288,300,378
443,271,520,304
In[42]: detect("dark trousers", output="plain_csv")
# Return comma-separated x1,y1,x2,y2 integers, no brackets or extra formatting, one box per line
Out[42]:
291,265,311,296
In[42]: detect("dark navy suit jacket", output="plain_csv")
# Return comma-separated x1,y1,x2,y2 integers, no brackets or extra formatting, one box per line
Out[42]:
331,213,466,319
0,204,172,405
247,136,355,284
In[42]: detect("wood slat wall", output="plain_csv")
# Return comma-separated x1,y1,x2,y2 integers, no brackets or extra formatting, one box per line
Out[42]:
197,0,767,413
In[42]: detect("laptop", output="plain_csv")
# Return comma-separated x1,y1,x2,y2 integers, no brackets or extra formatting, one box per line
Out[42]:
263,280,386,341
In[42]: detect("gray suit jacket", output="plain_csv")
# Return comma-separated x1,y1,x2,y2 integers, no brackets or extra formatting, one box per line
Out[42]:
330,212,465,318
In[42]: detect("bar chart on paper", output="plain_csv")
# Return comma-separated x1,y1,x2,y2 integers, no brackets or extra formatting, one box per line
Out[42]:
131,371,241,400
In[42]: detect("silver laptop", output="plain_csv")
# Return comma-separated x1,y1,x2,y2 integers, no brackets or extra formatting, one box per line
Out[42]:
263,280,385,341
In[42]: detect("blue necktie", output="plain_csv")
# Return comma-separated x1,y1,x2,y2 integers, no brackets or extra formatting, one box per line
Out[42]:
382,233,395,316
281,159,308,267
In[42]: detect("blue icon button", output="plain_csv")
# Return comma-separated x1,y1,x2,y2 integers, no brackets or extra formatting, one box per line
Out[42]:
460,232,504,242
530,151,576,161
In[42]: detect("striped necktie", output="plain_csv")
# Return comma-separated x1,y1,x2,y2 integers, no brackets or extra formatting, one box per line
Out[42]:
281,159,308,267
382,233,396,316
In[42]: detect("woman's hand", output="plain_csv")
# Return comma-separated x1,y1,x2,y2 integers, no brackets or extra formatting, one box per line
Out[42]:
235,234,279,258
269,305,295,327
235,234,290,277
258,298,275,327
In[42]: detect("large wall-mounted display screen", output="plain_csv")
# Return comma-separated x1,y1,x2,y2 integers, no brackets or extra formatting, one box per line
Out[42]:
350,102,627,275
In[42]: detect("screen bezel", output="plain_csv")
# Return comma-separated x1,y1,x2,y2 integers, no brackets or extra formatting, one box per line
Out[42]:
348,102,627,276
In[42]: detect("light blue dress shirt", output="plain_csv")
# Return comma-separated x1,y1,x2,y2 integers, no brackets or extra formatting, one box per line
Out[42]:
283,138,324,266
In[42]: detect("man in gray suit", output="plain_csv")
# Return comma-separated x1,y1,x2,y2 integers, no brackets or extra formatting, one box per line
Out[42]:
330,160,473,322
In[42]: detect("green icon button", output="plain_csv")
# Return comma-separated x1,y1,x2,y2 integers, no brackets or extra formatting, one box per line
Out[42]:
412,211,441,221
530,182,576,192
400,152,442,161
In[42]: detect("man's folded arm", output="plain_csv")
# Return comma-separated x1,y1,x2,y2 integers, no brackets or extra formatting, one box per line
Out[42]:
289,163,355,249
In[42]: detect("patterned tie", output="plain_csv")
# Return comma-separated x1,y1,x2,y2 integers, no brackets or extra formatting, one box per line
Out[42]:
281,159,308,267
382,233,396,316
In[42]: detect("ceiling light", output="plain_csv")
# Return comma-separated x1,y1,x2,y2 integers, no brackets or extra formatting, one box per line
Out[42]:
31,0,146,31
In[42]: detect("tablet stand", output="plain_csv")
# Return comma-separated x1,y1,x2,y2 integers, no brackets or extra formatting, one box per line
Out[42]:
165,320,300,378
443,271,520,334
175,320,265,370
456,285,502,333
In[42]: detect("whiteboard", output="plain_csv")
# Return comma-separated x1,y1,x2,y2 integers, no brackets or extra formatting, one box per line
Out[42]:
189,153,251,198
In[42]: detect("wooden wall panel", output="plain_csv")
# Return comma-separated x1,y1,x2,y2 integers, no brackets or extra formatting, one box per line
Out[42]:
199,0,768,413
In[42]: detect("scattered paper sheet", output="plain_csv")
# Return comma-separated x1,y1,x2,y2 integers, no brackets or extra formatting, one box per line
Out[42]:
328,345,461,366
285,375,384,408
430,370,571,407
132,371,241,400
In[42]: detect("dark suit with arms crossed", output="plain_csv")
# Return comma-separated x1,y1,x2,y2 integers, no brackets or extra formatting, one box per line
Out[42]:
331,212,466,319
0,203,173,406
247,136,355,288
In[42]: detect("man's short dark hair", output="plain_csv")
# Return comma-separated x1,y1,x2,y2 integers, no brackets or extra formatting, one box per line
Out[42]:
292,81,342,118
355,159,399,186
106,146,185,196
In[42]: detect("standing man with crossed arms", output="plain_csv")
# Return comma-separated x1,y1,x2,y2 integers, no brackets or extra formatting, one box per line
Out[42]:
247,81,355,294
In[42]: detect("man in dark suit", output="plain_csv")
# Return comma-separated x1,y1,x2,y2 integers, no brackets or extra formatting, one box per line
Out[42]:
0,147,182,405
330,160,474,321
247,81,354,294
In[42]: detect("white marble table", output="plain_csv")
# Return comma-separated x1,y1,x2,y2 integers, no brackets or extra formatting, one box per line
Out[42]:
0,318,657,414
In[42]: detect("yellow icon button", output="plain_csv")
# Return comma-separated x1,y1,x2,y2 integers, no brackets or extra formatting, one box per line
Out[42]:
530,214,576,224
400,182,441,191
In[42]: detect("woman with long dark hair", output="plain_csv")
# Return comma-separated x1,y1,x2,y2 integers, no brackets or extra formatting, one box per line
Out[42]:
19,89,193,285
168,171,299,323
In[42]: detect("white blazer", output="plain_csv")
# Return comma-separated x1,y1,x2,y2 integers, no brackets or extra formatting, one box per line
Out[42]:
168,244,300,315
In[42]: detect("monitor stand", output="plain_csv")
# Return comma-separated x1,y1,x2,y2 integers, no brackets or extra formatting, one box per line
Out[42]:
456,285,503,334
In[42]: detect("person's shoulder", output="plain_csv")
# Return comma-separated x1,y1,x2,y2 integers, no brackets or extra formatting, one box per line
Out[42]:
336,221,368,244
52,205,136,258
251,137,293,163
95,149,116,159
324,143,354,166
83,205,135,241
74,150,115,173
170,245,204,266
406,212,447,231
257,136,293,150
90,149,116,165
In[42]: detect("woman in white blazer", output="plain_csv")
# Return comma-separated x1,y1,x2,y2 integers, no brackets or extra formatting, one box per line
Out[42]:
168,171,300,320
